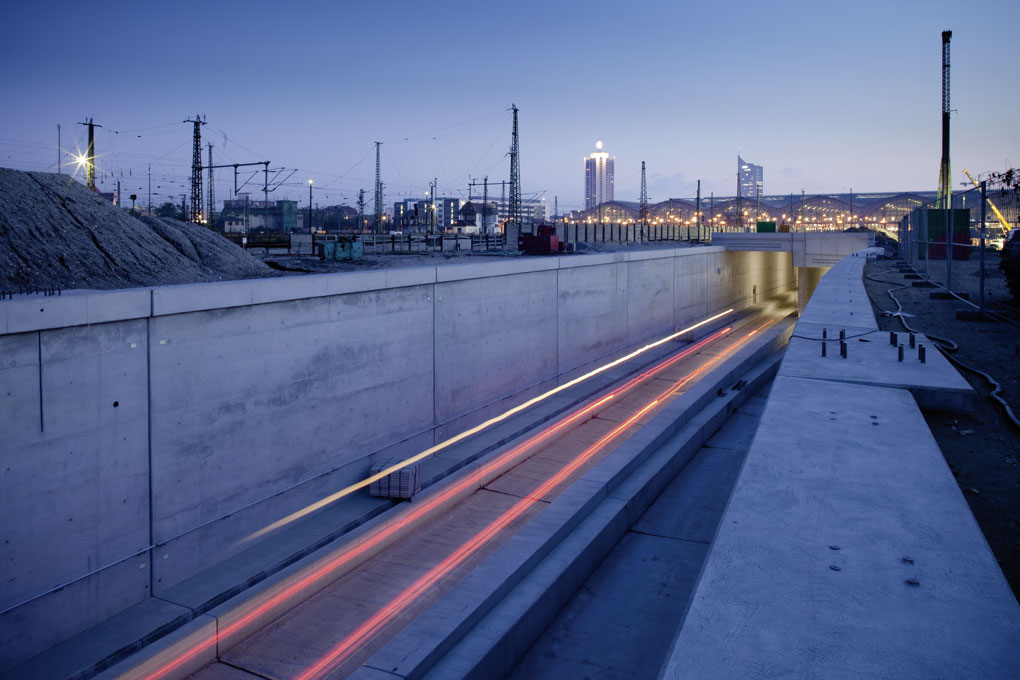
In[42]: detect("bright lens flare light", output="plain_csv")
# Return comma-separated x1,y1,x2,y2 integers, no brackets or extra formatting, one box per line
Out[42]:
243,309,735,543
296,319,778,679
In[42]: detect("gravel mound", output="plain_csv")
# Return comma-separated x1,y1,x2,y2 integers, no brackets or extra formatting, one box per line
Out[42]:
0,168,274,290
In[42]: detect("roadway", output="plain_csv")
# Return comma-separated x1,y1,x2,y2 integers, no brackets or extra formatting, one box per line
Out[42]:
163,307,791,680
508,382,769,679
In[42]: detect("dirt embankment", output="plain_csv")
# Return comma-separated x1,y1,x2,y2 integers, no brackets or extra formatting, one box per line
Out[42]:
0,168,274,290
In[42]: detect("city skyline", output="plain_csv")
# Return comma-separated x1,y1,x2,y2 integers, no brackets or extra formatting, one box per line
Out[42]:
1,0,1017,214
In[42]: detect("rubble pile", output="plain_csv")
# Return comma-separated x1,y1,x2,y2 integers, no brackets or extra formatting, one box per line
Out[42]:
0,168,273,290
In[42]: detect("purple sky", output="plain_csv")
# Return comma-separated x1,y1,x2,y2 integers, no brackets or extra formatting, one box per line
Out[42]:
2,0,1017,213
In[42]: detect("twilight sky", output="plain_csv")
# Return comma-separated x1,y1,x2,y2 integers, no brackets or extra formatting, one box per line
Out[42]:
1,0,1017,213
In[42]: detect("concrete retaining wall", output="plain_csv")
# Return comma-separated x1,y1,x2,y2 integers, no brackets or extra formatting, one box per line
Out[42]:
0,246,793,670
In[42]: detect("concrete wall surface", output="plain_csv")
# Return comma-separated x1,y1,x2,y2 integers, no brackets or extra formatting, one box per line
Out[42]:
0,246,794,670
712,231,874,267
660,250,1020,679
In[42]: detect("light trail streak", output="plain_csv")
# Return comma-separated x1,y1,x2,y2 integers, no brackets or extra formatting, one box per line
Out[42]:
243,309,734,542
295,401,663,680
142,325,736,680
296,320,777,680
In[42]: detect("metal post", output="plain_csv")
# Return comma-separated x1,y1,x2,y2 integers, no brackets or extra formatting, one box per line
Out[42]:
696,179,701,228
922,208,929,277
980,181,986,313
945,203,952,292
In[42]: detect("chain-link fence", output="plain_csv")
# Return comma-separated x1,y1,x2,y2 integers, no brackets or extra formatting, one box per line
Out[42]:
899,184,1020,316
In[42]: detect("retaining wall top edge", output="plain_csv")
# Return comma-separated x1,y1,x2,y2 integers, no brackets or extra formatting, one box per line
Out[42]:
1,246,734,333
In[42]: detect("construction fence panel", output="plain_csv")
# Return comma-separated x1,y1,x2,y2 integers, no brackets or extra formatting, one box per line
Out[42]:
903,186,1020,316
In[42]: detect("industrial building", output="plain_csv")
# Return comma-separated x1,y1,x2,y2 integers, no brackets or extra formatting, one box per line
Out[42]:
220,195,298,233
455,197,546,233
393,197,460,231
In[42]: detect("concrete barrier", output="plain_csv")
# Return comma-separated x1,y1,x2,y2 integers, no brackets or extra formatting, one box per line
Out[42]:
0,246,794,670
660,250,1020,678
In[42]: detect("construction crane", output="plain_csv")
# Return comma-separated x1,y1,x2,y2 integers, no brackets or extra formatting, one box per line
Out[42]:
962,169,1011,237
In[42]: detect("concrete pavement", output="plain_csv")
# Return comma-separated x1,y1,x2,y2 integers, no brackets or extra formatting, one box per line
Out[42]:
660,250,1020,679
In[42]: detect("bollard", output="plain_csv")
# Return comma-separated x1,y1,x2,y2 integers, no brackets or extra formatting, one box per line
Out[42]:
839,328,846,342
822,328,828,340
890,331,897,346
840,340,847,358
822,341,827,357
909,332,915,349
898,344,904,362
919,344,926,363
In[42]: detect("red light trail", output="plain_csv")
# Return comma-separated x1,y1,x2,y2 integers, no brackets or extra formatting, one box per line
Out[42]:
143,324,741,680
294,320,775,680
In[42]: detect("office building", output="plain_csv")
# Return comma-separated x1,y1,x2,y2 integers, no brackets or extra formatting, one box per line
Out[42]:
738,155,764,199
584,141,615,210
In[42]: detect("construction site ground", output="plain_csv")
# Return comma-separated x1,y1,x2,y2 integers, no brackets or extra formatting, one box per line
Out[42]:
863,257,1020,600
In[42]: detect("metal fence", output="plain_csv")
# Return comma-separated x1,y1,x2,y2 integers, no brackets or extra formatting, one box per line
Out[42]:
358,232,505,254
554,222,713,245
324,223,717,256
899,184,1020,315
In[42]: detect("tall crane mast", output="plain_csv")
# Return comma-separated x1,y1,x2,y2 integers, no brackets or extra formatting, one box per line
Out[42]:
936,31,952,210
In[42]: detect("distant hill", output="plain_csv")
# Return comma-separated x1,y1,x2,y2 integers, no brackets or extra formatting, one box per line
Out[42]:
0,168,274,290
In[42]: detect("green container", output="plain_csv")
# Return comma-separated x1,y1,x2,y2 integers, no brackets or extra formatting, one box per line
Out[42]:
914,208,970,259
756,221,777,233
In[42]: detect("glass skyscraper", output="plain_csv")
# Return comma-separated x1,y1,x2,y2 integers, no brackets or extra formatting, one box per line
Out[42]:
738,155,763,199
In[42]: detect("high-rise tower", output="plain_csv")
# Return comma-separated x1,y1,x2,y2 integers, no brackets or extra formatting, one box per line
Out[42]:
737,155,763,200
584,141,615,210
